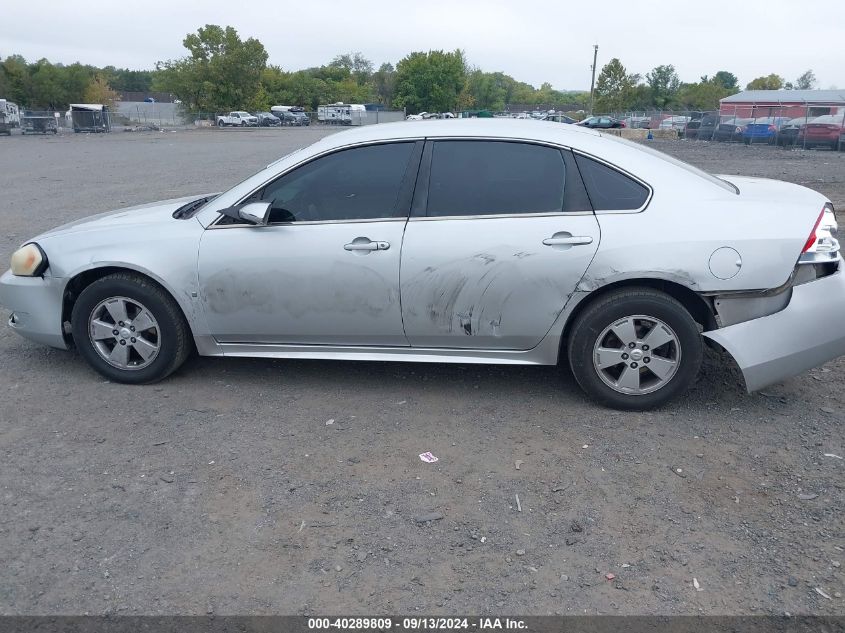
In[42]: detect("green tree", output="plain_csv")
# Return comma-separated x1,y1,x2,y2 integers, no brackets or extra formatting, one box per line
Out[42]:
155,24,268,113
83,73,119,109
28,59,68,108
1,55,32,105
675,79,731,110
330,52,373,85
465,69,509,111
103,67,154,92
712,70,738,91
646,64,680,108
372,63,396,106
794,69,816,90
594,58,639,113
393,50,467,113
745,74,784,90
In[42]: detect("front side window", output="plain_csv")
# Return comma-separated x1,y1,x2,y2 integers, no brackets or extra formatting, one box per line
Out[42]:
255,142,416,223
426,141,566,217
574,154,649,211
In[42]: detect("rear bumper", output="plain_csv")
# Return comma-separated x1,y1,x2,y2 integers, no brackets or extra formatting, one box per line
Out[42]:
704,261,845,392
0,270,68,349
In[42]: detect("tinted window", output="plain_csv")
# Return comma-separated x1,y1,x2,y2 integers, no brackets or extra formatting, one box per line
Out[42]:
574,154,649,211
257,142,416,223
426,141,566,217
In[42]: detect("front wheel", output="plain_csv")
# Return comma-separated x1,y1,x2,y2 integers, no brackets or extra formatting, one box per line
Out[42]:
71,273,192,384
567,288,703,410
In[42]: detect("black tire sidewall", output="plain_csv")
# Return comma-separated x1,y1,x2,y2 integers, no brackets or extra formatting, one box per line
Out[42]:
71,276,185,384
568,292,703,410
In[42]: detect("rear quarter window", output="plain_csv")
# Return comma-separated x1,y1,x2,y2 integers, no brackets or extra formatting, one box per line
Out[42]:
574,154,649,211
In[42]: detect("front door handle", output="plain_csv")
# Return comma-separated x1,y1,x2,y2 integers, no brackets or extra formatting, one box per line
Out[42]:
543,233,594,248
344,238,390,252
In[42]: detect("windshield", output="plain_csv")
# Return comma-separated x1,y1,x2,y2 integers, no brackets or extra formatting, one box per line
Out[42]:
602,133,739,194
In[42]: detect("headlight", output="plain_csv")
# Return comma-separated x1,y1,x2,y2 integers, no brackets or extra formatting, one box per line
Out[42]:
10,243,48,276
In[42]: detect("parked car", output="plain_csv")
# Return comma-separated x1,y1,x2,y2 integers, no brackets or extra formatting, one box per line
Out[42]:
255,112,281,127
713,118,753,142
694,113,722,140
742,117,790,145
541,113,576,124
289,111,310,126
682,119,700,140
216,111,258,127
777,117,808,147
799,115,844,150
659,116,691,133
2,120,842,410
623,116,651,129
576,116,625,129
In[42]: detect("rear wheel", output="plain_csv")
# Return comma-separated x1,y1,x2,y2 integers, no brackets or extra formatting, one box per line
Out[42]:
567,288,703,410
71,273,192,384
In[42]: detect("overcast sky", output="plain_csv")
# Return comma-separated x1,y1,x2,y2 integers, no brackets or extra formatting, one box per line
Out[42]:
2,0,843,90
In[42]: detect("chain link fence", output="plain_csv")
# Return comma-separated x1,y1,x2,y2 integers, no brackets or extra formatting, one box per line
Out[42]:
112,103,405,129
593,102,845,150
1,104,407,134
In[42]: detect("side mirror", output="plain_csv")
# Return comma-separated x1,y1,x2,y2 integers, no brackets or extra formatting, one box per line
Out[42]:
220,201,272,226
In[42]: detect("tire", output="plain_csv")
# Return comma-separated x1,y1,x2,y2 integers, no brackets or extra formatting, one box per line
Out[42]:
71,273,192,384
567,288,703,410
217,120,224,127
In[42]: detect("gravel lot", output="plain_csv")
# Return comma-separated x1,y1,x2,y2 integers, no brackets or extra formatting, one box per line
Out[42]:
0,128,843,616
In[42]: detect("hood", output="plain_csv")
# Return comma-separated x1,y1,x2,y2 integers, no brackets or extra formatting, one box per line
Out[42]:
34,194,216,240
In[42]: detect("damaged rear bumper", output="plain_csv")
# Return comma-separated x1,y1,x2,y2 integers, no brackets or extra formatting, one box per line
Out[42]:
703,260,845,392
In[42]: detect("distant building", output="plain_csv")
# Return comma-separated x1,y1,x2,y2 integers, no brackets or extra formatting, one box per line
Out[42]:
720,90,845,119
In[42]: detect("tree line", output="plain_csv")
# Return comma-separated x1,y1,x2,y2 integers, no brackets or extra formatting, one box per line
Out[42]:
593,58,818,113
0,24,820,115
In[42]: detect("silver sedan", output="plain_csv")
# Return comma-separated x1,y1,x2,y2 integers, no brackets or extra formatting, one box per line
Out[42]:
1,120,842,409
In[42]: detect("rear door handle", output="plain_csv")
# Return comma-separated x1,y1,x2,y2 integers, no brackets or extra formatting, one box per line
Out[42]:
543,235,593,247
344,239,390,252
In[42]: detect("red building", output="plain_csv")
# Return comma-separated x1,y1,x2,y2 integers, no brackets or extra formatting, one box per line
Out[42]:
720,89,845,119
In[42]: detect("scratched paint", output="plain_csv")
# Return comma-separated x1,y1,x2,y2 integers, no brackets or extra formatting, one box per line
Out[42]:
400,213,601,350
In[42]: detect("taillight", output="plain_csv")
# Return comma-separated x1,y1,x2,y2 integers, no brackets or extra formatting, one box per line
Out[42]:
768,125,776,132
802,209,825,253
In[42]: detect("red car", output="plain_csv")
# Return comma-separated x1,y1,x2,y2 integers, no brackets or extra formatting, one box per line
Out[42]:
799,115,845,150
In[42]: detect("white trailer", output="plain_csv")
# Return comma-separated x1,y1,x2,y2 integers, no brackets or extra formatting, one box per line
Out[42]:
0,99,21,135
317,103,367,126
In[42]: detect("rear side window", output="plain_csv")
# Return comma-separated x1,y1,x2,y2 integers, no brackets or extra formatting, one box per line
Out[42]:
574,154,649,211
426,141,566,217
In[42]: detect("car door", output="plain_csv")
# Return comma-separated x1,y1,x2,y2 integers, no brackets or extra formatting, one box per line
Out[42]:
197,141,422,346
399,140,601,350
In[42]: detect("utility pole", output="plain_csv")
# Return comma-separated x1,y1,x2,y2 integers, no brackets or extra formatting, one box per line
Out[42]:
589,44,599,115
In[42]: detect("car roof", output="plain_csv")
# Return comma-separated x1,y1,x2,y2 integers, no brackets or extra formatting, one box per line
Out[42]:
314,118,603,148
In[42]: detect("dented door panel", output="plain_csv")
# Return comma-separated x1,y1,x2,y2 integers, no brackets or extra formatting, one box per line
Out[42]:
400,215,600,349
197,221,408,345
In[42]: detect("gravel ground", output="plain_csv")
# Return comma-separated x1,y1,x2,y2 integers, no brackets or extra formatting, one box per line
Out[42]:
0,128,842,616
